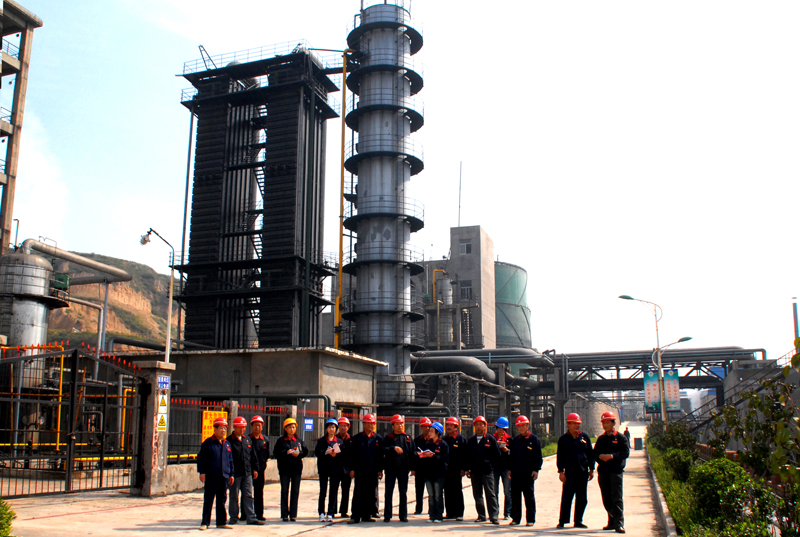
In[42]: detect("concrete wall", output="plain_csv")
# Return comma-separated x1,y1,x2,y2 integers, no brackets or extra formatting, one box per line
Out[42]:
563,398,620,438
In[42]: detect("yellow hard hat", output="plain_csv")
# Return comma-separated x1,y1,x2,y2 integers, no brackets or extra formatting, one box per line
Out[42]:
283,417,298,429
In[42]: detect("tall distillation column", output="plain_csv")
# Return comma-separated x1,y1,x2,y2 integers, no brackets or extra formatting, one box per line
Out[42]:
342,1,424,404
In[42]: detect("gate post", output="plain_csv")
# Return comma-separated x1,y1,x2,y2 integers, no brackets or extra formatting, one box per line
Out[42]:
133,360,175,497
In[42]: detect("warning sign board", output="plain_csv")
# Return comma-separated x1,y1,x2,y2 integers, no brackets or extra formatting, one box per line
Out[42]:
158,395,169,414
157,413,168,432
202,410,228,442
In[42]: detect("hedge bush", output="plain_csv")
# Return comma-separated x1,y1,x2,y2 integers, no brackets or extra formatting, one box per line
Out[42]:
0,497,16,537
663,448,696,482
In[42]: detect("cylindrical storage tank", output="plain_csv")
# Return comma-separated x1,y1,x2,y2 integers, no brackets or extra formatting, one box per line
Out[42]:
0,252,55,387
494,262,532,348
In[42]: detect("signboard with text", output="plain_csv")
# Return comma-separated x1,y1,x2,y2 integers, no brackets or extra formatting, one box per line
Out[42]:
664,369,681,411
201,410,228,442
644,371,660,413
644,370,681,413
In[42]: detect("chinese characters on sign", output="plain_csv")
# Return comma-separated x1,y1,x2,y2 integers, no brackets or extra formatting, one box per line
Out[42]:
644,369,681,413
202,410,228,442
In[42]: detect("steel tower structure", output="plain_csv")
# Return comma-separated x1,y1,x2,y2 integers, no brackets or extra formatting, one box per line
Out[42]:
178,44,339,349
342,1,425,403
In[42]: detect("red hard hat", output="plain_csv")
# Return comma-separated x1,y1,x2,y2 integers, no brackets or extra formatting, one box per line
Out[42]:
391,414,404,424
250,415,264,425
363,413,377,423
419,417,432,426
473,416,487,425
338,416,350,426
566,413,582,424
601,411,617,422
233,416,247,427
515,415,530,426
446,417,459,426
213,417,228,427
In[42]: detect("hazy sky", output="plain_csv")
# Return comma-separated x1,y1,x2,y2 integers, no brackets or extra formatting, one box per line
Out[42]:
10,1,800,360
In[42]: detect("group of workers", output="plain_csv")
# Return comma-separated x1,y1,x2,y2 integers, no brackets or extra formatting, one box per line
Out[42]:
196,410,630,533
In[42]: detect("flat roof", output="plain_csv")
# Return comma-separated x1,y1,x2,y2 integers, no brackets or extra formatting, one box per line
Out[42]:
3,0,43,33
121,346,390,368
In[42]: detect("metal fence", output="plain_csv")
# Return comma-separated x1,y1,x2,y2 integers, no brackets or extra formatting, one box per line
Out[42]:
0,347,145,497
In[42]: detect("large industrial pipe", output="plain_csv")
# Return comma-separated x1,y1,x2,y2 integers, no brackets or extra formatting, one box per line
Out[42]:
414,348,554,367
20,239,132,285
411,355,496,383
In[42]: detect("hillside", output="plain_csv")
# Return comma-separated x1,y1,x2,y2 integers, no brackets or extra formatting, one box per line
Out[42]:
47,253,177,351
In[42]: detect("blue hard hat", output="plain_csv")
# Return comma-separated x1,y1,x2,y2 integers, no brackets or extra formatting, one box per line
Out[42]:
326,418,339,427
431,421,444,435
495,417,509,429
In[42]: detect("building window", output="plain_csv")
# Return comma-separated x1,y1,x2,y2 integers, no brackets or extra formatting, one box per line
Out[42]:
459,239,472,255
460,280,472,300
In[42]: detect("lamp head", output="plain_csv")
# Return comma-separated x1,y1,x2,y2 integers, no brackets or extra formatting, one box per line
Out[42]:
140,232,151,245
619,295,634,300
678,337,692,343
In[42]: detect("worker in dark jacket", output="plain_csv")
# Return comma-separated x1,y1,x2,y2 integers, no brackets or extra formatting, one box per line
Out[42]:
493,417,512,520
556,413,594,529
227,416,262,525
383,414,415,522
417,421,449,523
413,417,432,515
507,415,543,527
337,416,352,518
249,415,270,521
443,416,467,520
594,411,630,534
347,413,383,524
273,417,309,522
466,415,501,524
197,416,235,530
315,418,346,522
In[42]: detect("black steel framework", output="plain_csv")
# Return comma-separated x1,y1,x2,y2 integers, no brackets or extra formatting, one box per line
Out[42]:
0,348,146,497
177,49,339,349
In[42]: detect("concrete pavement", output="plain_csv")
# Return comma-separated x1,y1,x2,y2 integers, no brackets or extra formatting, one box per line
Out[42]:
9,422,661,537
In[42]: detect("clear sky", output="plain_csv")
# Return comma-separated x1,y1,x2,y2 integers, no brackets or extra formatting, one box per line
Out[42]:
11,1,800,360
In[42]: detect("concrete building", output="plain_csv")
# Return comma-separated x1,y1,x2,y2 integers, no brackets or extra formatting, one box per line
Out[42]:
412,225,532,351
0,1,42,253
126,347,386,415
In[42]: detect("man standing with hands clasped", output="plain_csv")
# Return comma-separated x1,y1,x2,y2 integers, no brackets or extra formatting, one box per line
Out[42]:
507,415,542,527
465,416,501,525
382,414,415,522
556,413,594,529
347,413,383,524
594,412,630,534
227,416,262,526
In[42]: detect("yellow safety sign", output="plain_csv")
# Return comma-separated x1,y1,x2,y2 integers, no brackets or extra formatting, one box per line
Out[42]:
158,395,168,413
202,410,228,442
157,414,168,432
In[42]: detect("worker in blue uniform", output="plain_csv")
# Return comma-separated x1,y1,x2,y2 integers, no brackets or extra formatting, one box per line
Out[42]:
466,415,501,524
227,416,262,525
594,411,630,534
417,421,449,523
413,417,432,515
197,416,235,531
315,418,346,522
336,416,352,518
249,415,269,521
443,416,467,520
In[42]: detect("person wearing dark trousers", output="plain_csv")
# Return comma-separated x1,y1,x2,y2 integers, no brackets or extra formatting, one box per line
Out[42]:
347,413,383,524
417,421,449,523
336,416,352,518
315,419,346,522
249,416,269,521
465,415,501,525
493,417,512,520
443,416,467,520
197,417,235,531
413,417,432,515
507,415,543,527
594,411,630,534
227,416,262,526
273,417,308,522
383,414,415,522
556,413,594,529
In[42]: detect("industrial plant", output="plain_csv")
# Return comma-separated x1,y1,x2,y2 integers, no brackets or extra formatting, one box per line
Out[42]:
0,0,786,503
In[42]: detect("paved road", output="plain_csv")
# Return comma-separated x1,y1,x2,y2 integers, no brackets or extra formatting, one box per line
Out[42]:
9,422,661,536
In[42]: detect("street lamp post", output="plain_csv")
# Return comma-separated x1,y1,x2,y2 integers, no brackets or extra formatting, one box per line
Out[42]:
619,295,691,422
142,229,175,364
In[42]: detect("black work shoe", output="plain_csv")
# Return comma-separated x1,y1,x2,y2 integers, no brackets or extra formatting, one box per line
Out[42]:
615,528,626,534
556,523,565,528
347,519,360,524
363,518,376,523
383,519,391,523
490,519,499,525
227,519,238,525
603,525,615,530
575,522,588,528
400,518,408,523
475,517,487,522
247,520,265,525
